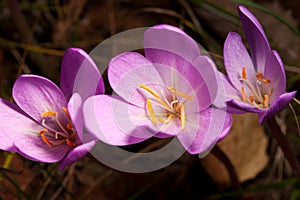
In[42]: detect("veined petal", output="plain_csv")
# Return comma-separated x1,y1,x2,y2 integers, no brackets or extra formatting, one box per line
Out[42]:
83,95,155,146
144,24,200,63
60,48,105,102
67,93,84,142
0,99,43,151
108,52,164,103
264,50,286,102
213,72,241,112
224,32,256,90
226,99,262,114
59,140,96,171
192,56,219,106
146,51,214,111
13,75,68,123
177,108,232,154
68,93,97,146
14,137,69,163
238,5,271,72
258,91,296,125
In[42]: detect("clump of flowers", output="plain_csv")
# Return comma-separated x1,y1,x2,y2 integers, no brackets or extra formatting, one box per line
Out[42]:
83,25,232,154
0,48,104,170
217,5,296,124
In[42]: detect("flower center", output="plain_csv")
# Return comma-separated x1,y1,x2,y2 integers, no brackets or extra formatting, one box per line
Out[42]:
239,66,272,108
139,84,194,130
40,107,76,148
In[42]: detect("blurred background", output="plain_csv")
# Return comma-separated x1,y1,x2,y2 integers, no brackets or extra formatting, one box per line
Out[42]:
0,0,299,199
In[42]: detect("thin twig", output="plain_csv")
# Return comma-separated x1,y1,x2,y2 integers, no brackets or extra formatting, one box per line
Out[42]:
289,103,300,136
266,117,300,183
179,0,203,34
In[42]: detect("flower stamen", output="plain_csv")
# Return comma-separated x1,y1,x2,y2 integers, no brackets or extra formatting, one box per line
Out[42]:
40,129,53,146
139,84,194,131
146,99,157,125
40,108,76,148
242,66,247,79
168,87,194,100
239,67,272,108
140,84,160,99
41,111,57,117
180,103,186,130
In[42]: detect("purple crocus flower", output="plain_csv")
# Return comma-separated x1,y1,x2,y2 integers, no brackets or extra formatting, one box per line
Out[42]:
84,25,232,154
217,6,297,124
0,48,104,170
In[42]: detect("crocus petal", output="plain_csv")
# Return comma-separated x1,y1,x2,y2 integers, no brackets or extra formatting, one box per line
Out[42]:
14,137,69,163
84,95,155,146
144,24,200,63
224,32,256,90
0,99,43,151
60,48,105,102
147,51,214,111
226,99,263,114
58,93,98,170
108,52,164,103
192,56,219,105
67,93,86,142
59,140,96,171
238,5,271,72
213,72,242,112
258,91,297,124
177,108,232,154
263,50,286,102
13,75,68,123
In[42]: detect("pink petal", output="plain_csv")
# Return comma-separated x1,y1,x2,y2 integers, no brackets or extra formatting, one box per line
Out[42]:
224,32,256,90
144,24,200,63
14,137,69,163
60,48,105,102
83,95,155,146
108,52,164,103
258,91,296,125
238,5,271,73
177,108,232,154
13,75,68,123
0,99,43,151
263,50,286,102
59,140,96,171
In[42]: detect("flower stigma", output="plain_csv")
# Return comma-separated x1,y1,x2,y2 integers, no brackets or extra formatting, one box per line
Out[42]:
40,107,76,148
239,66,272,108
139,84,194,130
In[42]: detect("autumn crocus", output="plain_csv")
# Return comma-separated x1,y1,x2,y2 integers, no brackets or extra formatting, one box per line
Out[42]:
218,6,296,124
0,48,104,170
84,25,232,154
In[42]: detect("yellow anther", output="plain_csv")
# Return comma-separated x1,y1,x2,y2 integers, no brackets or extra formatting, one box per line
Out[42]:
241,86,247,102
263,94,269,107
140,85,160,99
41,111,57,117
242,66,247,79
158,117,166,123
146,99,157,124
62,107,71,120
180,103,186,130
168,87,194,100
